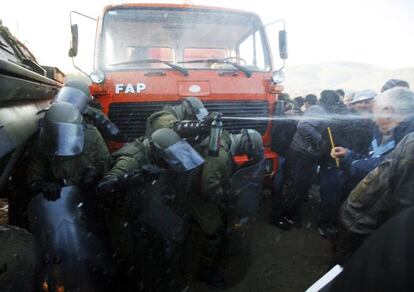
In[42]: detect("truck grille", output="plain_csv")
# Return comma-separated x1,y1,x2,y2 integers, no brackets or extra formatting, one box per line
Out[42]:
108,101,269,139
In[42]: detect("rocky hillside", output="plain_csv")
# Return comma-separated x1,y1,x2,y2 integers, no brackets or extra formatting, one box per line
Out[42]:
284,62,414,97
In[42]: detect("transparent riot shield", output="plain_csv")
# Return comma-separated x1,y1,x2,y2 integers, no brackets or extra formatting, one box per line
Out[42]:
224,158,266,286
229,158,266,225
27,186,113,292
131,167,201,292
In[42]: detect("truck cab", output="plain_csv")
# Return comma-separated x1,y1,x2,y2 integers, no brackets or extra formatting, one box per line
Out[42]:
70,4,287,175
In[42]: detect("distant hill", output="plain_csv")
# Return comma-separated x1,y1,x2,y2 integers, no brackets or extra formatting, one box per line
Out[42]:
283,61,414,97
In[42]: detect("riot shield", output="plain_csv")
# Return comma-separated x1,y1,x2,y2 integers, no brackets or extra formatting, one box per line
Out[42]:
229,158,266,223
224,158,266,286
131,167,201,292
27,186,113,292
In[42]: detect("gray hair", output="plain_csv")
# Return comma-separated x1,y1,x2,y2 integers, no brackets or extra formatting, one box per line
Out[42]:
374,87,414,117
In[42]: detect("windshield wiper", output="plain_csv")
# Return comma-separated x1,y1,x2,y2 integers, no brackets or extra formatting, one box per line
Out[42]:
179,58,252,78
109,59,188,76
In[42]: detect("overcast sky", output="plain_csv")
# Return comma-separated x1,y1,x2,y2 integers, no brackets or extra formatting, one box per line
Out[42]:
1,0,413,73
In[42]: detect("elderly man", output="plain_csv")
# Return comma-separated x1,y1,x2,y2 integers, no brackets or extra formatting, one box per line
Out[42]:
332,87,414,186
349,89,376,116
333,88,414,262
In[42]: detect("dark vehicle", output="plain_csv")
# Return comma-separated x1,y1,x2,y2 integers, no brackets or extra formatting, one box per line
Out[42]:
0,23,64,291
0,23,62,196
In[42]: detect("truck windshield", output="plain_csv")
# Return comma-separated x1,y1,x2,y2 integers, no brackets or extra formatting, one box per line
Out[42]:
99,7,271,72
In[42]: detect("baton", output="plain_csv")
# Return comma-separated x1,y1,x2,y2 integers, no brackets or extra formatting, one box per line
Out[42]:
327,127,340,168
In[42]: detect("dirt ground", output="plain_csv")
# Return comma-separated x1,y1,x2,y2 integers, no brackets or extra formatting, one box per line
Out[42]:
0,188,332,292
194,188,333,292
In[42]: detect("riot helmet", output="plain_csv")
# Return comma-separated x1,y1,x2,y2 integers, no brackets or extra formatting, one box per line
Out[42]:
182,97,208,120
54,78,92,114
150,128,204,171
231,129,264,162
39,102,84,156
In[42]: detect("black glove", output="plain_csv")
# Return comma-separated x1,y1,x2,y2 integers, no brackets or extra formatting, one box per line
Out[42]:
96,175,122,196
80,166,100,191
97,165,161,196
204,112,223,123
141,164,161,182
121,164,161,189
40,182,62,201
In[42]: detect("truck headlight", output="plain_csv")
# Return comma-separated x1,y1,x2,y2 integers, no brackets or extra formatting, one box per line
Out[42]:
90,70,105,84
272,70,284,84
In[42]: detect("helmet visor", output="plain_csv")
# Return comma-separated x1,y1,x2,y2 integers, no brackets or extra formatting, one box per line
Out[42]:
163,140,204,171
54,87,90,114
40,122,84,156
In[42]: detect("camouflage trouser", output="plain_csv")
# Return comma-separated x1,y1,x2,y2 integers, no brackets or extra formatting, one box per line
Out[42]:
0,224,37,292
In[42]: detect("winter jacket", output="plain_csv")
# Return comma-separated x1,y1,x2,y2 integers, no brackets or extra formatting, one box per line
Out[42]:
289,105,327,159
342,116,414,181
340,132,414,235
320,106,373,167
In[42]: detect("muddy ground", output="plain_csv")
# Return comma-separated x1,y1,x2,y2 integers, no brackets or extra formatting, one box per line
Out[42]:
0,188,332,292
195,188,333,292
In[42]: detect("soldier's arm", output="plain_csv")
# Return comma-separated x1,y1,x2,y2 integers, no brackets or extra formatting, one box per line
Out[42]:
145,110,178,137
97,140,150,195
104,140,147,178
85,106,121,140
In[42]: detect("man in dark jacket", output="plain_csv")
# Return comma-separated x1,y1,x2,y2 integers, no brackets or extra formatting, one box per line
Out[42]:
273,90,338,229
317,92,375,236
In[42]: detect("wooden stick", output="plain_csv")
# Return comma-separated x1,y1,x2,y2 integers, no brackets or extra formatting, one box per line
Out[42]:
327,127,340,168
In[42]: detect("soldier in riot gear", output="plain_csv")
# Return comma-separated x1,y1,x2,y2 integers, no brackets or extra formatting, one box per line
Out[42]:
27,101,110,198
145,99,265,288
163,96,209,121
97,128,204,291
26,102,114,291
54,77,124,141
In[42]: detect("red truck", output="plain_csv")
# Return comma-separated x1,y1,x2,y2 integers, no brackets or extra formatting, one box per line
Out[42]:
69,3,287,175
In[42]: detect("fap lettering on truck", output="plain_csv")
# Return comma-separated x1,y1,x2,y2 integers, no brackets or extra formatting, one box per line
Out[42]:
68,3,288,176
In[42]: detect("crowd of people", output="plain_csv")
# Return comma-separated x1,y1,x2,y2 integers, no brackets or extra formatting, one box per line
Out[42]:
270,78,414,269
2,76,414,291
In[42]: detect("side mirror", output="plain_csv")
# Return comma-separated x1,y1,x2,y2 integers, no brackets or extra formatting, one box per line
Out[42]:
68,24,79,57
279,30,288,60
